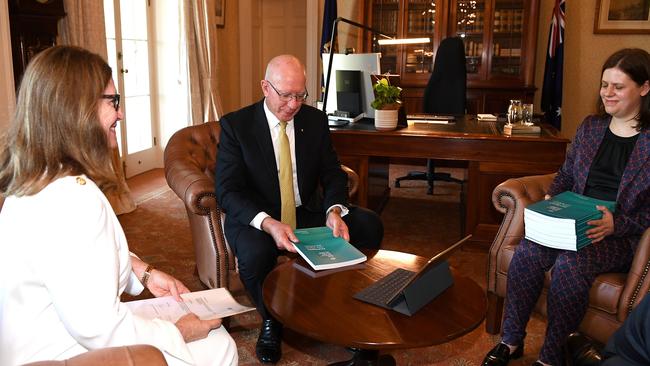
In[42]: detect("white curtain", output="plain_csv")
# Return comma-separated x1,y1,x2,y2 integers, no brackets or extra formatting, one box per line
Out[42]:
186,0,224,124
58,0,137,215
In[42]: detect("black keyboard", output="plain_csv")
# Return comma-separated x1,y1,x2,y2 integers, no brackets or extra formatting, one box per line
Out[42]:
353,268,415,308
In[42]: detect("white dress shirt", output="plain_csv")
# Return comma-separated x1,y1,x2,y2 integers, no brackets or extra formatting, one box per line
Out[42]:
250,100,347,230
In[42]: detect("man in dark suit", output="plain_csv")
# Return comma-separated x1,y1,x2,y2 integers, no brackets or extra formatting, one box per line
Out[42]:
568,292,650,366
215,55,383,363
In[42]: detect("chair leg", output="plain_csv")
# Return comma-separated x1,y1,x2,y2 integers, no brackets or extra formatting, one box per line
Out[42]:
426,159,435,195
486,291,504,335
459,181,466,237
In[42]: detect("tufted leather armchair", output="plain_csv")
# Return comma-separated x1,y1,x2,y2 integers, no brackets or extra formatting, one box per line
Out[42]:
164,121,359,291
24,345,166,366
486,173,650,345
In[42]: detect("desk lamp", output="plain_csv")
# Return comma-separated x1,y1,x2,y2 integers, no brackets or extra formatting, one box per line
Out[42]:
321,17,431,113
323,17,431,112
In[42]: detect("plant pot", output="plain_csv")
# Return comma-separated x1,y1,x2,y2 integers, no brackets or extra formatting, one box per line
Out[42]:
374,109,398,131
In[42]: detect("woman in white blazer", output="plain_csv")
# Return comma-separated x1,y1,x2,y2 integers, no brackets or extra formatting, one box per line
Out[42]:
0,46,237,366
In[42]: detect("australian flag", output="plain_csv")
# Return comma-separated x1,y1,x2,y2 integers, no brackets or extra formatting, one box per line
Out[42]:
320,0,337,99
541,0,565,130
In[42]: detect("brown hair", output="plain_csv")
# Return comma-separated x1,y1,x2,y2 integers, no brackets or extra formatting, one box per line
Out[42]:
598,48,650,130
0,46,118,196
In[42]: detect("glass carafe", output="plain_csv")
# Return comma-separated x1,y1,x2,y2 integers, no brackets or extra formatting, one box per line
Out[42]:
507,99,523,125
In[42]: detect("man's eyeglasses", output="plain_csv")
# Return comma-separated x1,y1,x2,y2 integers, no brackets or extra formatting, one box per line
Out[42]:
265,81,308,102
102,94,121,111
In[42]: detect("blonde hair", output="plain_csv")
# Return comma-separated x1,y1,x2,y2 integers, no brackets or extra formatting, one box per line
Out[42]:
0,46,118,196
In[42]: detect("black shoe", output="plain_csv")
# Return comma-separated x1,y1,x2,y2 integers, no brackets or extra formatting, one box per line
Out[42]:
255,318,283,363
566,333,602,366
482,343,524,366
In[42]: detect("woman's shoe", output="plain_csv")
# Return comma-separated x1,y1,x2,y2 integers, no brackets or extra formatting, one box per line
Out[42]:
481,343,524,366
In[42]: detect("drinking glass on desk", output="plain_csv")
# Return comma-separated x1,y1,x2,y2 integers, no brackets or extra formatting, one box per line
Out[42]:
506,100,523,126
522,103,534,126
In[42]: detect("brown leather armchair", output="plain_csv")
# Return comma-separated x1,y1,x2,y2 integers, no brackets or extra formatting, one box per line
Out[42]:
164,121,359,291
486,173,650,345
24,345,166,366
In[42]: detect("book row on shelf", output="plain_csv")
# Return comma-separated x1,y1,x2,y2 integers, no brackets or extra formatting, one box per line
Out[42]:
491,63,520,76
407,15,436,34
494,9,523,33
494,43,521,57
372,9,398,35
465,39,483,57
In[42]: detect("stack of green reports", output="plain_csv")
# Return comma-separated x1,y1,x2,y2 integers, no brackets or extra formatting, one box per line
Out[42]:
524,191,616,251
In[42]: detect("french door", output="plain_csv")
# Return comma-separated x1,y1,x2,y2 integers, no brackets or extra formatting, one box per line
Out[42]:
104,0,160,178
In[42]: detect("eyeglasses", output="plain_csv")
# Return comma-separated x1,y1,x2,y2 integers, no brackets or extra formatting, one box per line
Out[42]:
102,94,121,111
265,80,308,102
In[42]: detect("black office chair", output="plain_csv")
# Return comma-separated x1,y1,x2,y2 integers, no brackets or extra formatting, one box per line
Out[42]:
395,37,467,194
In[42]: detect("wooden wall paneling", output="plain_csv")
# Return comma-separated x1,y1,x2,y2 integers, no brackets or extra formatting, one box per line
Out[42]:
8,0,65,88
368,0,540,114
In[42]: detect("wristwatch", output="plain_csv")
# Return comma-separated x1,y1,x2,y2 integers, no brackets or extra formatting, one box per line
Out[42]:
141,264,154,286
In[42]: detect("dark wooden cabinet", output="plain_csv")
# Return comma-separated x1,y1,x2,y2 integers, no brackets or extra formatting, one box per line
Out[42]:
8,0,66,88
365,0,539,114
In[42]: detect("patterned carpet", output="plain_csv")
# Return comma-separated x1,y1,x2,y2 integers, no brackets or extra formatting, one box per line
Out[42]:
118,166,547,365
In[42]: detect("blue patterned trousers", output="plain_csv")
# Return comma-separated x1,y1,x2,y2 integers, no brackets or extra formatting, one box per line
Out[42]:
501,238,634,365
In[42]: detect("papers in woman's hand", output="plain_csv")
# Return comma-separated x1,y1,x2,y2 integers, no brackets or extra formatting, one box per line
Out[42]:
477,114,498,121
126,288,255,322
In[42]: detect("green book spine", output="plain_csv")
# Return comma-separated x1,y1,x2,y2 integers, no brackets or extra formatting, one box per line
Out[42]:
526,191,616,221
524,191,616,250
293,226,367,271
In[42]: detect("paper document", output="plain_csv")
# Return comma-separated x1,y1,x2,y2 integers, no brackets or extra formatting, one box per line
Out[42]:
477,114,498,121
409,119,451,125
126,288,255,322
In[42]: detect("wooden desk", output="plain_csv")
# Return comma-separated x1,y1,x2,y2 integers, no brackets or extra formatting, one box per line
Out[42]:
263,250,486,365
330,116,569,250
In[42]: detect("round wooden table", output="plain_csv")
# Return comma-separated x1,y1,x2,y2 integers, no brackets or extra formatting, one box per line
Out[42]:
262,249,486,365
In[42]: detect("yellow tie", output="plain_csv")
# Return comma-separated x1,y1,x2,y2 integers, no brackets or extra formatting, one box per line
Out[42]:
279,121,296,229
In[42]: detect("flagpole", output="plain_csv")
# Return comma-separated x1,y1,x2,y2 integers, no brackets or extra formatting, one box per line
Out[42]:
321,17,392,112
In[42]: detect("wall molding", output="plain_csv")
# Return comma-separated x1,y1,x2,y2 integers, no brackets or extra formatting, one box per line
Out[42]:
238,0,253,106
306,0,318,105
0,0,16,130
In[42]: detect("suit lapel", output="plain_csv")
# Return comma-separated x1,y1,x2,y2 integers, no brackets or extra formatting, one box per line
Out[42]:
577,118,609,193
293,111,308,197
618,129,650,201
253,102,280,191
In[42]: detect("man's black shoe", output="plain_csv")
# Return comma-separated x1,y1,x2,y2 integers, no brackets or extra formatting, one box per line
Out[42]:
481,343,524,366
256,318,283,363
566,333,602,366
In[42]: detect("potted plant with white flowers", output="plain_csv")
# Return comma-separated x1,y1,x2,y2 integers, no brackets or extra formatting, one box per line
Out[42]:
371,76,402,131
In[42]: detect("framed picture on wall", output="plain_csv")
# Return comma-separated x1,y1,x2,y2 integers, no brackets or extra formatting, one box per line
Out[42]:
216,0,225,27
594,0,650,34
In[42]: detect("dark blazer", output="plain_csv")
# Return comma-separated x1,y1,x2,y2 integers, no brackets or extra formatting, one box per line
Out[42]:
215,100,348,242
548,115,650,245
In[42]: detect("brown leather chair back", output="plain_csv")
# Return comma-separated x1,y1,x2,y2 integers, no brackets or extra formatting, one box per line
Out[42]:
24,345,166,366
164,121,236,290
485,173,650,345
164,121,359,291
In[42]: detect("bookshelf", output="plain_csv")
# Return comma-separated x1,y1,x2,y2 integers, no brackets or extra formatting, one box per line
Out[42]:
366,0,539,114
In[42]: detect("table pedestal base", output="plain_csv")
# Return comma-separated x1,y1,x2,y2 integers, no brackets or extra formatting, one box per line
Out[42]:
329,349,396,366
